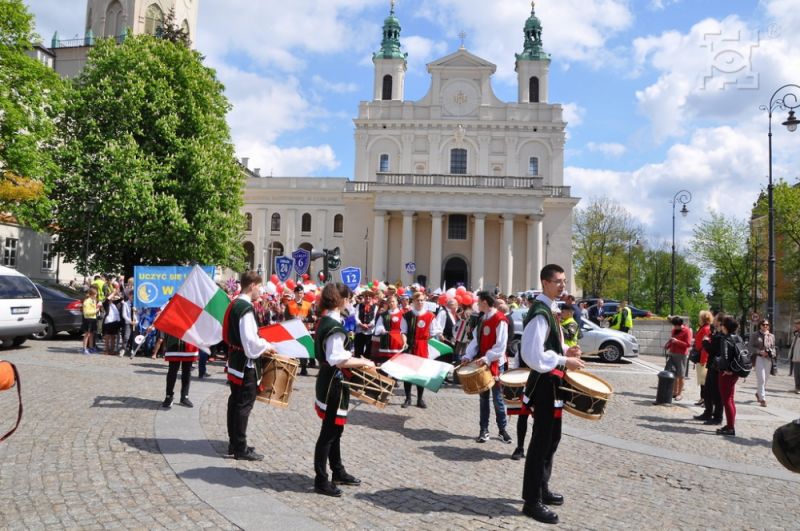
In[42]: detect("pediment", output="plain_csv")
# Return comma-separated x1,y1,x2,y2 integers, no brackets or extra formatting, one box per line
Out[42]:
427,49,497,73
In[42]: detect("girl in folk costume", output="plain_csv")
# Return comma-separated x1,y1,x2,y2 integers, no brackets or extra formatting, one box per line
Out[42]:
161,334,198,409
374,294,405,363
400,292,443,408
313,282,375,497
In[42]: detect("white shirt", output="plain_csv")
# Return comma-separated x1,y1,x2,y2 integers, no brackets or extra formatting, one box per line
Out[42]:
354,303,376,334
324,310,352,366
463,308,508,366
237,294,271,366
521,294,568,372
121,300,132,324
435,307,457,339
104,301,120,324
400,307,443,336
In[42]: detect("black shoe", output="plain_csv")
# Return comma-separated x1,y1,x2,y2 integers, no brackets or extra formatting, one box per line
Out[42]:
703,418,722,425
161,395,173,409
332,472,361,486
499,430,513,444
511,447,525,460
401,399,411,409
234,449,264,461
227,445,254,455
416,399,427,409
542,488,564,506
314,481,342,497
179,397,193,408
522,501,559,524
300,369,309,376
476,431,490,443
693,414,711,421
716,426,736,437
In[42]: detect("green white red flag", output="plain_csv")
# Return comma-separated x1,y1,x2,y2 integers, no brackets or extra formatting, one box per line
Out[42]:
427,338,453,359
379,353,451,392
153,265,228,349
258,318,315,359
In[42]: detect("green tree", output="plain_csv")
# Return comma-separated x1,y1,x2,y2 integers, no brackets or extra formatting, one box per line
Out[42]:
629,245,704,319
573,197,640,297
689,212,753,326
0,0,64,228
54,34,244,276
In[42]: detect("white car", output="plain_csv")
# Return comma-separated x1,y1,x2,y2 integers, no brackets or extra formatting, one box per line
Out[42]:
510,309,638,363
0,265,45,348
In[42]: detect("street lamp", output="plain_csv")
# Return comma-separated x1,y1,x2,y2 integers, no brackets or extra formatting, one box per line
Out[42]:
83,200,96,283
759,84,800,327
670,190,691,316
627,239,642,303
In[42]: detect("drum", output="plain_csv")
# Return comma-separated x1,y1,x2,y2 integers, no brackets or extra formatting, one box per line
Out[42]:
559,370,613,421
344,368,396,409
499,368,530,407
456,362,494,394
257,354,299,408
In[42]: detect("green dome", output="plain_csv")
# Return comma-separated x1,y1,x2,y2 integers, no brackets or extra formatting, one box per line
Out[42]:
516,1,549,62
374,1,407,61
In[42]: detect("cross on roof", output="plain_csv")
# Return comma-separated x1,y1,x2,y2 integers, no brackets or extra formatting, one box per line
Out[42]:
458,30,467,49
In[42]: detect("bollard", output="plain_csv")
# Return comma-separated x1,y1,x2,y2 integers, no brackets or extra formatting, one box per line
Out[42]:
655,370,675,405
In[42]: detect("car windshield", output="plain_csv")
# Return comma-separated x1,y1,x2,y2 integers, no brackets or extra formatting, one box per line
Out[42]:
0,275,40,299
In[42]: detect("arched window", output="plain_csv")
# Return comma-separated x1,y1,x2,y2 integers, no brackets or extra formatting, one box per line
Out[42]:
379,154,390,173
529,76,540,103
382,75,393,100
450,148,467,174
528,157,539,177
104,0,123,37
271,213,281,232
448,214,468,240
244,213,253,231
243,242,255,271
333,214,343,234
181,19,190,41
301,213,312,233
144,3,164,36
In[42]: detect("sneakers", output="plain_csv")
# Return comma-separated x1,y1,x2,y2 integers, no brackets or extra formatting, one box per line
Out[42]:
161,395,173,409
511,447,525,460
476,431,490,443
82,348,91,355
179,397,193,408
499,430,513,444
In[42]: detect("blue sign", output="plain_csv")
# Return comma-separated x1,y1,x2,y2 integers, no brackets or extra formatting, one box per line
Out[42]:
292,248,310,276
404,262,416,274
340,267,361,291
275,256,293,282
133,265,215,309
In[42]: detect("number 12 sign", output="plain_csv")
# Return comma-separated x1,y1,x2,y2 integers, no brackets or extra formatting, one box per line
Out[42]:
340,267,361,290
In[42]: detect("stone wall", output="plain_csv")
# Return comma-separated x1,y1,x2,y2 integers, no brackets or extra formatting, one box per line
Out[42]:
632,319,689,356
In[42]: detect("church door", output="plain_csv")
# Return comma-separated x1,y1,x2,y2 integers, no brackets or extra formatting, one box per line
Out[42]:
442,256,469,289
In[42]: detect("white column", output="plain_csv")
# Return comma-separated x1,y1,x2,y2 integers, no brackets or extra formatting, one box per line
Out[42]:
316,209,327,251
286,209,297,254
500,214,514,294
371,210,387,282
401,211,415,285
471,214,485,290
526,217,543,290
429,212,443,290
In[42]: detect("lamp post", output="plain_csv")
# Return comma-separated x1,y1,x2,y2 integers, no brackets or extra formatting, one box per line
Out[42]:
627,239,641,303
670,190,691,316
83,200,96,283
759,84,800,327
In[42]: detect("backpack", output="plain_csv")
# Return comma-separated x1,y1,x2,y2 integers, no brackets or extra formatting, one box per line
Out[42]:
728,336,752,378
773,419,800,474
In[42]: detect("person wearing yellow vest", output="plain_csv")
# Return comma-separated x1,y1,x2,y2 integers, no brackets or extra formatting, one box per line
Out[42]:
559,306,580,348
608,301,633,333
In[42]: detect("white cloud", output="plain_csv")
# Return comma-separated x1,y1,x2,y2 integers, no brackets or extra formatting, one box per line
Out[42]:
587,142,626,156
311,75,359,94
403,35,448,75
562,103,585,128
649,0,681,10
236,140,339,177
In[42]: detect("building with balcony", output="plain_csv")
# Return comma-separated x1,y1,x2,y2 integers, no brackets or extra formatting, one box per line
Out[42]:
242,3,579,293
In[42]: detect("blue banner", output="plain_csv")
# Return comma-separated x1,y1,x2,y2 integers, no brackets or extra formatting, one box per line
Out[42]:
292,248,310,276
133,265,215,309
340,267,361,291
275,256,293,282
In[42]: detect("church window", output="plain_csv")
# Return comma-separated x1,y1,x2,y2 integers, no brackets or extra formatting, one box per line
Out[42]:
334,214,344,234
528,157,539,176
104,0,124,37
301,213,312,233
529,76,540,103
244,213,253,232
144,3,164,36
379,154,390,172
448,215,468,240
382,75,393,100
271,213,281,232
450,148,467,174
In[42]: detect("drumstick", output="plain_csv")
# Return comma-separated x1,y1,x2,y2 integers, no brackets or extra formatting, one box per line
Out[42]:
578,348,610,358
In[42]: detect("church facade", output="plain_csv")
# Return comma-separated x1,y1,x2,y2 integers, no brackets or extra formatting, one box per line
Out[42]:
243,4,577,294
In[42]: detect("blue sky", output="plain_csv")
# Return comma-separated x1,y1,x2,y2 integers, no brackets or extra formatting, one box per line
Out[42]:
26,0,800,251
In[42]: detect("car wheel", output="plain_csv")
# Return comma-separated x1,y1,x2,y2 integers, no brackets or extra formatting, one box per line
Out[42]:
12,337,27,347
32,315,55,340
599,342,623,363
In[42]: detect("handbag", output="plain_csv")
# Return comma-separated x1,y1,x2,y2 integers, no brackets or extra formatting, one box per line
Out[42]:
770,359,778,376
688,347,701,364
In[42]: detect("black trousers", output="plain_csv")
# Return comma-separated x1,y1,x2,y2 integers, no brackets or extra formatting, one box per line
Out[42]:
522,379,561,503
703,367,723,419
166,360,192,398
354,333,372,358
314,412,345,484
516,414,530,449
403,382,424,401
227,368,257,455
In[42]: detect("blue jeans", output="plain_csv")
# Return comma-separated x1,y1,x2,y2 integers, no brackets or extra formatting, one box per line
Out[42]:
479,379,507,432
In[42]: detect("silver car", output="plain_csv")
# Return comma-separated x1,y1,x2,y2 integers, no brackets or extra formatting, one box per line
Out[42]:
510,309,638,363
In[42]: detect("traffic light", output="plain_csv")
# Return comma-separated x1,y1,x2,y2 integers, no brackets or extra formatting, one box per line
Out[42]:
326,247,341,271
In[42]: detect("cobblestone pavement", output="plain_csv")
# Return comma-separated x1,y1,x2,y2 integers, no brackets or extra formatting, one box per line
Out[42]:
1,340,799,530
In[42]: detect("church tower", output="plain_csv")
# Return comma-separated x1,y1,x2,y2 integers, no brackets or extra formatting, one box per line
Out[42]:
515,1,550,104
84,0,199,43
372,1,407,101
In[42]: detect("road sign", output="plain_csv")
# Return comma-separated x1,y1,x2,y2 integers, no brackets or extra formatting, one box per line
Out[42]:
340,267,361,291
275,256,293,282
292,248,310,276
404,262,416,274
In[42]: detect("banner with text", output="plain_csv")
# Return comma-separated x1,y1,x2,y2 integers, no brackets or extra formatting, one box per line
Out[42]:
133,265,216,309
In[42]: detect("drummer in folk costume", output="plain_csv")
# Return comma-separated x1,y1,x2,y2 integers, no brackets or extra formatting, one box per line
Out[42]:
313,282,375,497
462,292,512,444
520,264,584,525
224,271,277,461
286,285,315,375
400,292,442,408
374,294,404,363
